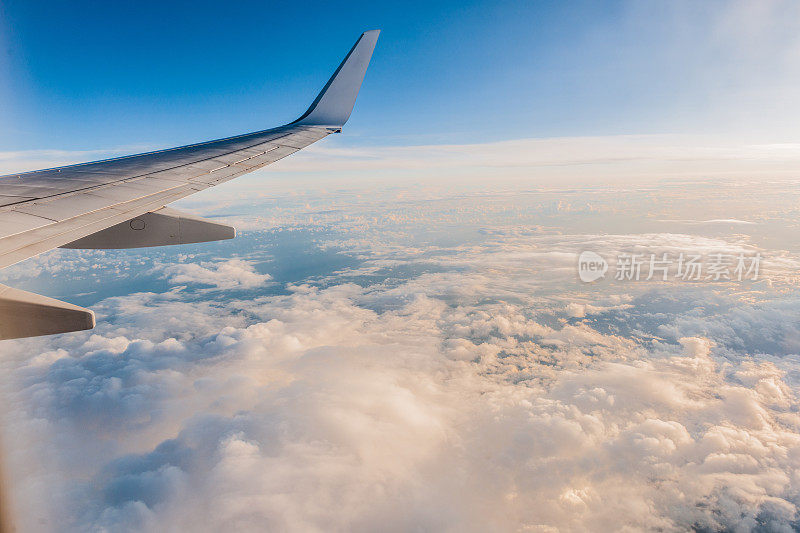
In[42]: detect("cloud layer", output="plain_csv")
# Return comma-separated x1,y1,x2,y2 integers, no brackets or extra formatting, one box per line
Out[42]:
1,180,799,532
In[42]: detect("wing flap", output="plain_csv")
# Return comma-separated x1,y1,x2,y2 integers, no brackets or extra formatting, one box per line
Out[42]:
0,211,53,236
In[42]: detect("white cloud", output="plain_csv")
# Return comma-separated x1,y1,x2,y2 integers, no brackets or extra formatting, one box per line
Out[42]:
3,253,800,531
263,135,800,183
0,179,799,532
158,259,272,290
9,134,800,189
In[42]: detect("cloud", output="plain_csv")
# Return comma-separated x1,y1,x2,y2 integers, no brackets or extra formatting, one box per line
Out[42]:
9,134,800,188
1,179,800,532
158,259,272,290
264,135,800,183
3,253,800,531
6,279,800,532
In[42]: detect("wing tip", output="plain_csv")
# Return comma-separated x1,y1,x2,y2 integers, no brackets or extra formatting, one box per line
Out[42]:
293,30,380,128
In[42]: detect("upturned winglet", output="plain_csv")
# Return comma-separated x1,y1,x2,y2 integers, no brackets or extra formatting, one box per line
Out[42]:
293,30,380,128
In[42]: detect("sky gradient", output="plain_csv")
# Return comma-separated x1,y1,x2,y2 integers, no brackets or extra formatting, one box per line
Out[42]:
3,0,800,155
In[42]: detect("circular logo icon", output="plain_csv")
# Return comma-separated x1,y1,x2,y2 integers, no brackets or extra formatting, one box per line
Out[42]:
578,251,607,282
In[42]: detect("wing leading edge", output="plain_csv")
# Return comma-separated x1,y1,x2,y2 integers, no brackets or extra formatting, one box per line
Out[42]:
0,30,380,340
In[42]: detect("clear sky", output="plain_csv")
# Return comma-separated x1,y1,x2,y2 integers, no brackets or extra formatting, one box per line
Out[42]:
3,0,800,156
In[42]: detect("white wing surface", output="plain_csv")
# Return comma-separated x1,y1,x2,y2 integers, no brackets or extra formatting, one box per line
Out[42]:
0,30,379,340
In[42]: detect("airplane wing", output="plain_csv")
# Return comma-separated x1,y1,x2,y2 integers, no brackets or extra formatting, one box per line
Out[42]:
0,30,380,340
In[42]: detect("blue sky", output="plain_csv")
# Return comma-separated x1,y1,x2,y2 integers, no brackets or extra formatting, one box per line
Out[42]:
4,0,800,156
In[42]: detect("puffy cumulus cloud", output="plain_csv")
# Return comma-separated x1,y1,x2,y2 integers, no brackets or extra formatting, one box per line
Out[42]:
157,259,272,290
3,270,800,532
448,337,800,531
2,180,800,532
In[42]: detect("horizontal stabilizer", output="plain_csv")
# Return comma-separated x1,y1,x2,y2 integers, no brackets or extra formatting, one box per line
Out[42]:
293,30,380,128
0,284,95,340
61,207,235,249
